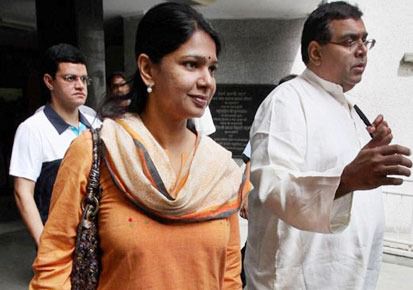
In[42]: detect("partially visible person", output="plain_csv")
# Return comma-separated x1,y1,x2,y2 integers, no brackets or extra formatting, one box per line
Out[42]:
9,43,100,247
277,73,297,84
30,3,245,289
245,2,411,289
107,71,130,97
107,71,131,107
98,72,131,119
192,105,216,135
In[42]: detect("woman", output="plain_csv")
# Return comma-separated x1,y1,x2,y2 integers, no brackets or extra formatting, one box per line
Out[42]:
30,2,245,289
104,71,132,109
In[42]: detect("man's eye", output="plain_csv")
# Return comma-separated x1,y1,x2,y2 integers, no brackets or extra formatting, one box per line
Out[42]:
344,39,355,47
65,75,76,82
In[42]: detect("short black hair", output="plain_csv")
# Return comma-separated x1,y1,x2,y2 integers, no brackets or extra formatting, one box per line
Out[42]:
301,1,363,64
41,43,86,77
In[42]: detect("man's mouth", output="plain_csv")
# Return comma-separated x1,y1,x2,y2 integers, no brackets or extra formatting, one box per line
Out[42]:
352,63,366,73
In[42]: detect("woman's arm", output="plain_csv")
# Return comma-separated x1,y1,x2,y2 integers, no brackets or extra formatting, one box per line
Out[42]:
223,213,242,290
30,132,93,290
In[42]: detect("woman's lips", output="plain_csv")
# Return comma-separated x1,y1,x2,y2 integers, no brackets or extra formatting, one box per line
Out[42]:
190,95,208,108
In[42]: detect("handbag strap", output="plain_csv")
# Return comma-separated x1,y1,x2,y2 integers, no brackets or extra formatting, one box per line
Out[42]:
81,128,102,228
71,128,102,290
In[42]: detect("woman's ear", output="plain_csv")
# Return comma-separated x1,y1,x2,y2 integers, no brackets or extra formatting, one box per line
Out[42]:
43,74,54,91
137,53,155,86
308,41,322,66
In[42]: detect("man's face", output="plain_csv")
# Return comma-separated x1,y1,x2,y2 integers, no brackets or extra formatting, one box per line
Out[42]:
45,62,88,110
318,18,368,92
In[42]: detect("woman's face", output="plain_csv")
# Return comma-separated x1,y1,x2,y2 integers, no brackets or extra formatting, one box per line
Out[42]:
149,29,218,121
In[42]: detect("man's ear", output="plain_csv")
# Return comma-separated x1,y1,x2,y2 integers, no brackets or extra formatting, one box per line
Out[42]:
43,74,54,91
137,54,155,87
308,41,322,66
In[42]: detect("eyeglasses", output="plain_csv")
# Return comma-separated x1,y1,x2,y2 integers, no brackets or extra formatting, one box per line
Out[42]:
327,38,376,51
59,74,92,85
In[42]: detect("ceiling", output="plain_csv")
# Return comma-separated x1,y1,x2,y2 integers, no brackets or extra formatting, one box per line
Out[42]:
0,0,322,30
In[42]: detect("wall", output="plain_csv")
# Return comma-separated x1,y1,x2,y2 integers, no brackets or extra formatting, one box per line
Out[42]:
354,0,413,247
351,0,413,153
123,14,143,78
211,18,304,84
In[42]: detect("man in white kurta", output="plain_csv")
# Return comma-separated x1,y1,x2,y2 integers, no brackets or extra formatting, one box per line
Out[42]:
245,2,412,290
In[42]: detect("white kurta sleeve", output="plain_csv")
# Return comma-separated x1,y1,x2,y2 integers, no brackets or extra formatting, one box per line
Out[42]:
250,88,352,233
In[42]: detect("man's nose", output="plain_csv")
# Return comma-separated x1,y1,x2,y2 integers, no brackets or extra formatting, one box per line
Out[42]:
355,43,368,57
74,77,86,88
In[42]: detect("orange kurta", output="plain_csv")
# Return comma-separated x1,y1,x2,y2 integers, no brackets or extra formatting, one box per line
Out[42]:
30,132,242,290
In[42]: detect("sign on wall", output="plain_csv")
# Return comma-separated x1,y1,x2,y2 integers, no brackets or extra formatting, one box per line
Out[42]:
210,84,275,157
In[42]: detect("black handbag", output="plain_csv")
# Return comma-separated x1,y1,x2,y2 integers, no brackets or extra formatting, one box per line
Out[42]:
71,128,102,290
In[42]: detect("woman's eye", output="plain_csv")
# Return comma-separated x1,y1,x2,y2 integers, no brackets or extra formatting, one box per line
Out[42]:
184,62,197,69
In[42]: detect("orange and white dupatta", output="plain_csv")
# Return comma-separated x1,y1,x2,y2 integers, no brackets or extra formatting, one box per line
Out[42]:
100,114,246,222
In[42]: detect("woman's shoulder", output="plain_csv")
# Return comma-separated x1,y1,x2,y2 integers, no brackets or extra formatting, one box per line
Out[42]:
65,130,94,163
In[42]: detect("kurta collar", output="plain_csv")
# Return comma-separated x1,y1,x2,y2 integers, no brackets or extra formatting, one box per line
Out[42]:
44,103,92,135
302,68,354,107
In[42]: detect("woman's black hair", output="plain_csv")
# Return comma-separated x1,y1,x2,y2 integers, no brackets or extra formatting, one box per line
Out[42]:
100,2,221,118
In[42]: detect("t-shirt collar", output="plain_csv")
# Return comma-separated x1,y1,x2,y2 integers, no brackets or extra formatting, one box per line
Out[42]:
44,103,92,135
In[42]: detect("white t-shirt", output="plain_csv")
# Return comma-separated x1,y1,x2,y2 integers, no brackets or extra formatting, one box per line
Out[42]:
9,104,101,221
10,104,100,181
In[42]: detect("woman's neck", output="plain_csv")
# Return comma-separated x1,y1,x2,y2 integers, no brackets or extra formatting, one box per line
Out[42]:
139,110,193,151
140,109,197,177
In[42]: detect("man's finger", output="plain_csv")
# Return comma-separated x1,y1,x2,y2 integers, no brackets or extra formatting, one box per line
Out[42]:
373,121,390,137
367,134,392,148
378,144,411,156
381,165,412,177
382,155,413,168
372,114,384,126
380,177,404,186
